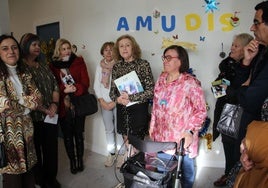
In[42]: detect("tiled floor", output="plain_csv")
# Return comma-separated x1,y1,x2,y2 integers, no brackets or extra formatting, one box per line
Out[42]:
56,138,228,188
0,138,228,188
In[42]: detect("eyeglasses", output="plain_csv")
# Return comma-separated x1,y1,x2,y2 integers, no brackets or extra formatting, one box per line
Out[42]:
162,55,179,62
253,19,264,26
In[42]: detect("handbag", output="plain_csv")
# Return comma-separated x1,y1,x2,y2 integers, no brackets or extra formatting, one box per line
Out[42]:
216,103,243,139
71,92,98,116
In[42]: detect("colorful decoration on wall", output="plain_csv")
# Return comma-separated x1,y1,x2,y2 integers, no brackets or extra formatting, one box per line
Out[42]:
154,30,159,34
203,0,220,13
153,9,160,19
203,133,213,150
200,36,206,41
199,117,211,138
172,34,178,39
162,37,197,51
230,11,240,27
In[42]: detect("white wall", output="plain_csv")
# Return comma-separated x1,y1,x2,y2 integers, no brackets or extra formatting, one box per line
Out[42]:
8,0,262,167
0,0,10,34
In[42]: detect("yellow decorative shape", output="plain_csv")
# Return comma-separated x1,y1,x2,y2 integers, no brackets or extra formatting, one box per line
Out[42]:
203,133,213,150
162,37,197,51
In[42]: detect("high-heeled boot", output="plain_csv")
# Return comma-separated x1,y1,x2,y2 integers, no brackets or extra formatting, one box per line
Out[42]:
75,134,84,172
64,137,77,174
70,159,77,174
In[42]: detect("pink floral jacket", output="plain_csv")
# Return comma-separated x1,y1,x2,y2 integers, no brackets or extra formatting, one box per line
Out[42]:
149,72,207,158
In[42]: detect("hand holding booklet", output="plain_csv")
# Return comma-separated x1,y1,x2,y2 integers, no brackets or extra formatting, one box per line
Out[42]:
211,78,230,98
114,71,144,106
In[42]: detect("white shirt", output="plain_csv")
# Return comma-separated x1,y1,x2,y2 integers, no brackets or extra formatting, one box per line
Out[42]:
93,65,113,103
7,64,30,115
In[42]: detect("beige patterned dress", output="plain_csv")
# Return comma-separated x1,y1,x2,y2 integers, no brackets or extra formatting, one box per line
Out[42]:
0,72,41,174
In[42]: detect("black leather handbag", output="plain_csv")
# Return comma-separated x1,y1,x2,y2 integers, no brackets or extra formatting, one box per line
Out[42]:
216,103,243,139
72,93,98,116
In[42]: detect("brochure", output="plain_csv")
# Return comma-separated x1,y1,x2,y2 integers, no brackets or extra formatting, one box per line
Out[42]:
114,71,144,106
211,85,226,98
211,78,230,98
44,114,58,125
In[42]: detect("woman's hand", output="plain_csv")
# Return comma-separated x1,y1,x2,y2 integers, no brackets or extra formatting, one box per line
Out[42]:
240,140,254,171
47,103,58,117
99,99,114,110
117,92,130,106
182,131,194,151
64,84,77,93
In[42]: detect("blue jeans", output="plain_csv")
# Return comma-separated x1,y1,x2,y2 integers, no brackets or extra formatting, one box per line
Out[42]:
180,154,195,188
158,153,195,188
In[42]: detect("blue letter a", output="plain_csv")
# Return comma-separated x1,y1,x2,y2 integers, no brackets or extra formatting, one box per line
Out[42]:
117,17,129,31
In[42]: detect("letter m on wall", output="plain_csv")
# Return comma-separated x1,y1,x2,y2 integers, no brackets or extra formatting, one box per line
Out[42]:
136,16,152,31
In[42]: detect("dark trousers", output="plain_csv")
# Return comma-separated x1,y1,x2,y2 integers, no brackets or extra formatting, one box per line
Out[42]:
33,121,58,186
60,111,85,161
2,169,35,188
222,139,236,175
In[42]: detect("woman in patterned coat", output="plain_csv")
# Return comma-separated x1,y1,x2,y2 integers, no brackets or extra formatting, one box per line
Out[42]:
109,34,154,168
149,45,207,188
0,35,41,188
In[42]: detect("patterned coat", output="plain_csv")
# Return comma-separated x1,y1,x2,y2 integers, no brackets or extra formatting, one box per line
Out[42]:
0,73,41,174
149,72,207,158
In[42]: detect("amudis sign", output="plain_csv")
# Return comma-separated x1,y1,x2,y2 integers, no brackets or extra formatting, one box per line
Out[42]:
116,13,239,32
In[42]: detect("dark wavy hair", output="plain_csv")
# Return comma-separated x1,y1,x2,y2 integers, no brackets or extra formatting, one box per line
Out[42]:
19,33,40,61
0,34,24,79
163,45,189,73
255,1,268,25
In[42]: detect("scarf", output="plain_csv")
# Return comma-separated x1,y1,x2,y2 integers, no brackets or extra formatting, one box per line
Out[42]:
51,53,77,69
100,59,115,88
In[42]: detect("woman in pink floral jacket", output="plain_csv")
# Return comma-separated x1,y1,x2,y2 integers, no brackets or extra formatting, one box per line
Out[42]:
149,45,207,188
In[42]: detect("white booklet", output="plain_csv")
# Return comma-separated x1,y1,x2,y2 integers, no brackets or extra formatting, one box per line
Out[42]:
114,71,144,106
44,114,59,125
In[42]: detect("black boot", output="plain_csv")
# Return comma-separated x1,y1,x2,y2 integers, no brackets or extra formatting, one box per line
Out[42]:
70,159,77,174
75,133,84,172
63,137,77,174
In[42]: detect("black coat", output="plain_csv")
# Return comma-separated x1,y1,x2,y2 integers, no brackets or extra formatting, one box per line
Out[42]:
237,46,268,140
212,56,250,141
232,45,268,162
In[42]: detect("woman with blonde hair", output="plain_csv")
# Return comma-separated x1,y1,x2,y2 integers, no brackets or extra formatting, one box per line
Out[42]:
212,33,253,187
50,38,90,174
